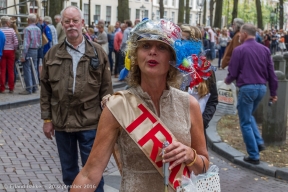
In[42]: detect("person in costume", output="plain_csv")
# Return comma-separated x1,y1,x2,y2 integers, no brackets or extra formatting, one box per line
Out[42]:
179,24,218,146
71,19,209,192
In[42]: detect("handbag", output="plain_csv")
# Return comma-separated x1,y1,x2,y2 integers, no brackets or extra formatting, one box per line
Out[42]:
42,33,48,46
177,165,221,192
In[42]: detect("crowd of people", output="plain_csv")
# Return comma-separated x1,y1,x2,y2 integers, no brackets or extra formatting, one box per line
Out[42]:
0,5,280,191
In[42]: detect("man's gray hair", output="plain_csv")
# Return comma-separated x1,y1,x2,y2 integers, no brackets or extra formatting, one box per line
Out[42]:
120,23,125,28
1,16,10,25
27,14,37,23
60,6,84,19
241,23,257,37
54,14,61,19
43,16,52,24
233,18,244,32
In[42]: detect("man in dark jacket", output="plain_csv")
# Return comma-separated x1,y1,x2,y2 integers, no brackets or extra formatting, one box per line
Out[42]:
40,6,113,191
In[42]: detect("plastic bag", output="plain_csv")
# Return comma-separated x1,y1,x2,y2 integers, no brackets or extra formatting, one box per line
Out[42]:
176,165,221,192
216,80,237,115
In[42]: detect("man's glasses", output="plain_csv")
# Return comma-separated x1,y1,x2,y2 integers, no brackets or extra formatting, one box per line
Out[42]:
63,19,80,25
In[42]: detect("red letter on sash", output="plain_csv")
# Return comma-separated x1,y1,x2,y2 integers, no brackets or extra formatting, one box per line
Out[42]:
138,123,172,162
126,104,157,133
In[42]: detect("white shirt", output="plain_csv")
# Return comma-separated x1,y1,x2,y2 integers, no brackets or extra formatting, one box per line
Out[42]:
208,28,215,42
66,37,86,93
188,87,211,113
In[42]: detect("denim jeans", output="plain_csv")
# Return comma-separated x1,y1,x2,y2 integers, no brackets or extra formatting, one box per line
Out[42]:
209,42,216,60
237,84,266,160
55,130,104,192
117,51,125,75
218,46,226,67
22,49,38,93
108,47,114,74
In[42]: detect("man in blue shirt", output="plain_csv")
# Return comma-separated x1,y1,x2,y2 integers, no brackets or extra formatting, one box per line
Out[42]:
0,30,5,62
225,23,278,165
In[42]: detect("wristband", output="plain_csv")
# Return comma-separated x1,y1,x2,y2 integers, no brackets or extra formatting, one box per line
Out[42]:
186,148,198,167
44,119,52,123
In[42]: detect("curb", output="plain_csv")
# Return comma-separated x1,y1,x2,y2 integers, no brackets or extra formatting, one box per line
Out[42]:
207,112,288,181
0,82,127,110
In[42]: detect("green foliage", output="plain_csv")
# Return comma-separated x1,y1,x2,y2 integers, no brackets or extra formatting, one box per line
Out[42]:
222,0,276,29
222,0,233,26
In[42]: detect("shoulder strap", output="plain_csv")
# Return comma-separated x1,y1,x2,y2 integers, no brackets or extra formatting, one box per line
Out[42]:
106,91,189,191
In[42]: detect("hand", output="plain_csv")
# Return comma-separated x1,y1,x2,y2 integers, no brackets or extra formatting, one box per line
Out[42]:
101,94,112,109
270,96,278,103
93,38,97,42
43,122,55,140
20,57,25,62
161,141,194,170
224,78,230,85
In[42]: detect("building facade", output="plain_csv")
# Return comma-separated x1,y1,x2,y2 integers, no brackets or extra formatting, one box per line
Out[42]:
1,0,205,26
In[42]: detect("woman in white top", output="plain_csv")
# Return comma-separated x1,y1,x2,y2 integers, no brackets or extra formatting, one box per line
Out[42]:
218,29,231,69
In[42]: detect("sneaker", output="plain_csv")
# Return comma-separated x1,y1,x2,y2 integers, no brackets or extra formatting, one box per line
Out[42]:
243,156,260,165
32,90,38,94
258,144,266,152
19,90,32,95
9,90,14,94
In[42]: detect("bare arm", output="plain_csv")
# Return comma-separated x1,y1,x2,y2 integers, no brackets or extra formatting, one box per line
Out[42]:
71,107,120,191
163,95,209,175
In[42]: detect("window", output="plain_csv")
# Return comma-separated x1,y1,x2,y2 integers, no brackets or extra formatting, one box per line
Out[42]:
145,10,149,18
106,6,111,22
95,5,101,23
129,8,131,19
145,0,149,2
172,0,176,7
164,0,168,5
164,11,167,19
84,4,89,25
29,1,38,14
0,0,7,14
156,10,160,20
136,9,140,19
171,12,175,22
190,0,193,7
71,2,78,7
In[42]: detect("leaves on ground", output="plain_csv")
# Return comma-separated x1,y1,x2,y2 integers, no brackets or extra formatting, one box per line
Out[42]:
217,114,288,167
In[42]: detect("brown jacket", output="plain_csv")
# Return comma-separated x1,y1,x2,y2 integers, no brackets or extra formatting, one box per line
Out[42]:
221,31,241,69
40,39,113,132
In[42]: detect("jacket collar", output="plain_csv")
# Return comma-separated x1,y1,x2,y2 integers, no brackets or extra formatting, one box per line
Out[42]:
55,37,96,59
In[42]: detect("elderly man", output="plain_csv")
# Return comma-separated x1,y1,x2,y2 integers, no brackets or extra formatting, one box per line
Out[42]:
54,14,66,42
43,16,57,52
225,24,278,165
94,24,108,54
40,6,112,191
221,18,244,69
20,14,41,95
0,16,18,93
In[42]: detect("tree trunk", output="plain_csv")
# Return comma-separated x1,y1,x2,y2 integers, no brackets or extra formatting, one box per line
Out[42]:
159,0,164,18
279,0,284,30
214,0,223,28
118,0,129,22
185,0,190,24
231,0,238,25
203,0,207,26
49,0,63,26
255,0,263,29
178,0,184,24
209,0,215,27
